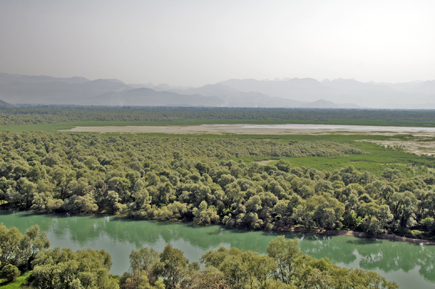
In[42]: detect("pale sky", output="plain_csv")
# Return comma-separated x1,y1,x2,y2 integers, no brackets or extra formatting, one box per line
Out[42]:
0,0,434,86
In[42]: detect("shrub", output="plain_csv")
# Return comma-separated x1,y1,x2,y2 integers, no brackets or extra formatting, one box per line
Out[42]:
1,264,20,282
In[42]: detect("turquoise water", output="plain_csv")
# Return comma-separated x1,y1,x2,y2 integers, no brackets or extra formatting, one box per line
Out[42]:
1,211,434,288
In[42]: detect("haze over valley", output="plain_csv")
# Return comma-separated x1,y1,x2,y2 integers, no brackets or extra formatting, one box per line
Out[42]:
2,72,435,109
1,1,434,110
2,2,435,289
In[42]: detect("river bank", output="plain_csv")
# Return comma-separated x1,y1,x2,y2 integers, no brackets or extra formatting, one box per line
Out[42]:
3,206,435,246
2,210,435,289
274,226,435,245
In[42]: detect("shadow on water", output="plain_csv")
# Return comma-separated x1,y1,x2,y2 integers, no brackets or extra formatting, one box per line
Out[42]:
206,227,224,236
0,210,15,216
346,238,381,245
15,211,62,218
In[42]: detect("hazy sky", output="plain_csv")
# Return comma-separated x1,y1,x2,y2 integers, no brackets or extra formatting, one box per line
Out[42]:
1,0,434,86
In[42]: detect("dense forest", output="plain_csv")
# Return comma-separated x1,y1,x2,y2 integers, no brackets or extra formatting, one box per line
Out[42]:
2,107,435,288
2,106,435,126
0,131,434,240
0,224,398,288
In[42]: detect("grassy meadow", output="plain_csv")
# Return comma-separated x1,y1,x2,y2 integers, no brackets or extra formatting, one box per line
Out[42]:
0,272,31,289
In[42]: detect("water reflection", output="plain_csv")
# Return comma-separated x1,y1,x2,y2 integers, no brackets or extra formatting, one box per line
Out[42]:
1,211,434,288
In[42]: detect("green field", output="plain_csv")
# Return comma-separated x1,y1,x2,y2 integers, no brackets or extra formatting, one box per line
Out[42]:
230,138,433,177
129,132,435,177
91,131,435,177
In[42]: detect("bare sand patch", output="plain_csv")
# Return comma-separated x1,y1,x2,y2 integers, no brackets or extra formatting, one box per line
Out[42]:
359,138,435,156
63,124,332,135
61,124,435,155
62,123,435,135
254,160,276,165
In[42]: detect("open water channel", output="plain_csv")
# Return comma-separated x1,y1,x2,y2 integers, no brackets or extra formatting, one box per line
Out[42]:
1,211,434,288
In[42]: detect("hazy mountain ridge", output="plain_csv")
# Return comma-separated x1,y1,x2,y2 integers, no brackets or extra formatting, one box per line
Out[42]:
0,79,129,105
220,78,330,100
0,99,12,107
1,72,434,108
170,83,353,108
96,88,224,107
218,78,435,108
0,72,89,85
0,72,347,108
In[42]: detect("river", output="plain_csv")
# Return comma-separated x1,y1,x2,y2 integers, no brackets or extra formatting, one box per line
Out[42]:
1,211,434,288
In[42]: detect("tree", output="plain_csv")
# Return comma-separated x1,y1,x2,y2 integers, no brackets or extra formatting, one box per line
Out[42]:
389,191,418,228
154,243,189,289
0,264,20,282
17,177,37,209
30,247,119,289
266,236,301,284
193,201,219,226
243,251,277,288
201,246,277,288
120,270,165,289
63,193,99,214
0,224,22,269
17,224,50,271
292,203,314,229
275,160,291,173
120,247,164,289
130,247,160,278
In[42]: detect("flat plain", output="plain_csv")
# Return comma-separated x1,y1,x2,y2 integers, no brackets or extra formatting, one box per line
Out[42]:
63,123,435,156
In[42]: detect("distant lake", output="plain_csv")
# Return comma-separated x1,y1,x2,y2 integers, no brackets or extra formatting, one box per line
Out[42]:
1,211,434,289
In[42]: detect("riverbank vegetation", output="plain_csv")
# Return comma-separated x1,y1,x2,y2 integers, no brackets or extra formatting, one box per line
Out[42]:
2,107,435,129
0,223,398,288
0,224,49,286
0,131,435,240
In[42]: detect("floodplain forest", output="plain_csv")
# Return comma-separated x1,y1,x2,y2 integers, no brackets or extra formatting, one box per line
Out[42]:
1,131,435,239
3,106,435,127
2,107,435,288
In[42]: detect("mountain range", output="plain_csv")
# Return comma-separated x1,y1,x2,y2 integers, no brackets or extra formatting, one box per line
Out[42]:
1,72,435,109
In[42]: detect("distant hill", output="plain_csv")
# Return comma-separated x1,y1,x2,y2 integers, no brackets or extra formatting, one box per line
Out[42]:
96,88,224,107
219,78,330,101
0,72,88,85
0,74,129,105
217,78,435,108
2,72,434,108
0,99,12,107
171,83,357,108
0,72,354,108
